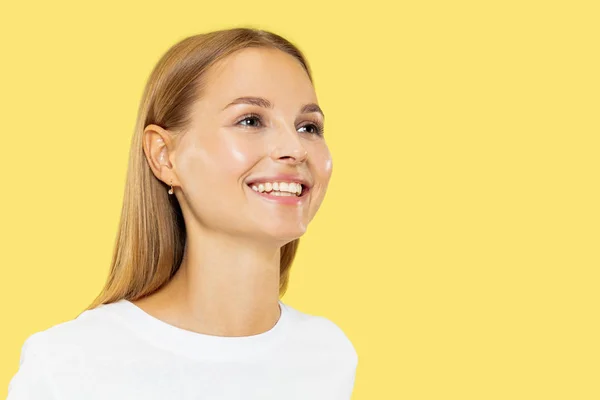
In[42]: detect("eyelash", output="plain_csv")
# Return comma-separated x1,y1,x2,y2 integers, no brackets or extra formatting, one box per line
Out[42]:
236,113,324,137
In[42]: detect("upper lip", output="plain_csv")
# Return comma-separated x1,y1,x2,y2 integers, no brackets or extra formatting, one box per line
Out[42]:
246,174,312,189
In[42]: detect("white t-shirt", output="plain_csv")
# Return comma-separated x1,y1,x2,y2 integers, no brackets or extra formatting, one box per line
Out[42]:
7,299,358,399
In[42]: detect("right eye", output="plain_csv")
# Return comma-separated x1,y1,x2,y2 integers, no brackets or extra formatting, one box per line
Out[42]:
237,113,263,128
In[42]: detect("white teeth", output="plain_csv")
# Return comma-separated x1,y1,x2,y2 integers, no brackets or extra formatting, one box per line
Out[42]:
248,181,305,196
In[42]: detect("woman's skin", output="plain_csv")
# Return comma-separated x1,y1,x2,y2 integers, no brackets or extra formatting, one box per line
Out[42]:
135,47,333,337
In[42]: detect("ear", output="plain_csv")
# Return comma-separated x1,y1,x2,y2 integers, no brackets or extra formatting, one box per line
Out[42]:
142,124,180,187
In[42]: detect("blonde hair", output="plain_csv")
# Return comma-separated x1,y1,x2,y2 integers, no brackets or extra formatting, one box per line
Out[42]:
83,27,313,312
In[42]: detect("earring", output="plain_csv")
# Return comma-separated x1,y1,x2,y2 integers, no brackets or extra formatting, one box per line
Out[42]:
168,180,174,195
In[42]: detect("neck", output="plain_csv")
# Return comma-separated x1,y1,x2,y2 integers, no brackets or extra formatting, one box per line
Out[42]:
137,230,283,337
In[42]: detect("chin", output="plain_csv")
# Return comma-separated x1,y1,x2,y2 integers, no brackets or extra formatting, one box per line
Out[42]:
266,227,307,244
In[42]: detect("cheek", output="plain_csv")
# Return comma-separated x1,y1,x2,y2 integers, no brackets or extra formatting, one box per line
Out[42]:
311,145,333,184
175,132,264,193
219,135,262,176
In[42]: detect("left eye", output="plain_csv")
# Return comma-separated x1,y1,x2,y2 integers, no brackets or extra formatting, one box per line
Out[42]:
298,123,321,135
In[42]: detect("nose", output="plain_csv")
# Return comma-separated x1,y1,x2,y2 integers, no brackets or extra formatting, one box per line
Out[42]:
269,122,308,164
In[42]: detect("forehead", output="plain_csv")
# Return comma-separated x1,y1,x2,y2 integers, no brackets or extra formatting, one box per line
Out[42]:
200,47,317,105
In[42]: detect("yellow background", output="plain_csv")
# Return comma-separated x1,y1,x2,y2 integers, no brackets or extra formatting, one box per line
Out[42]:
1,1,598,398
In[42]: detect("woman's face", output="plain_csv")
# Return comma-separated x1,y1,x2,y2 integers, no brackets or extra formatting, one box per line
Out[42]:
172,47,332,243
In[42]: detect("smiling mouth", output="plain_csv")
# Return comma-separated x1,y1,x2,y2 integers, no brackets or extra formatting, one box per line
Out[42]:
246,183,311,198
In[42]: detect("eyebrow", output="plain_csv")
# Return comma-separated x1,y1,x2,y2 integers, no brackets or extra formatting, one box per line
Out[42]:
222,96,325,119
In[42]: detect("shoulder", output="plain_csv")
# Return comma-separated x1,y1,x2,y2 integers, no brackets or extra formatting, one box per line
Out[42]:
282,302,359,366
7,330,56,398
7,304,124,398
15,302,129,364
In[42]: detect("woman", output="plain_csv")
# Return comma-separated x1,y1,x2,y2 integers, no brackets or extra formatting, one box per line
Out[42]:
7,28,358,399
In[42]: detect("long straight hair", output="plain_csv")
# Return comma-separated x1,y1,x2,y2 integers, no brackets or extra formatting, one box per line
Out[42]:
83,28,313,312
